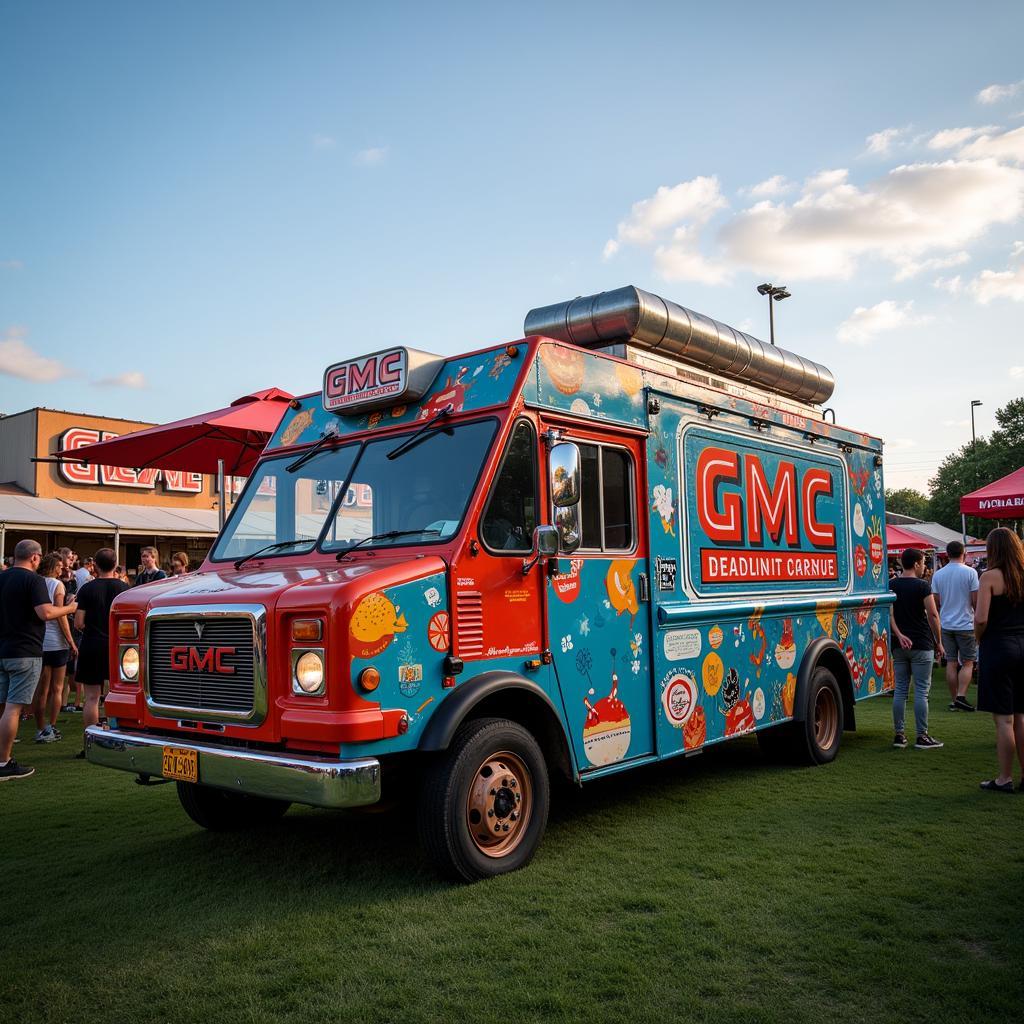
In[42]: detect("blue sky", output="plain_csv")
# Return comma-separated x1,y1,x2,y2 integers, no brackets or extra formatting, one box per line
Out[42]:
2,0,1023,493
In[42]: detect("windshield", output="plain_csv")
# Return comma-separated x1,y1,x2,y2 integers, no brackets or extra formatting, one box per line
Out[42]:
211,419,497,561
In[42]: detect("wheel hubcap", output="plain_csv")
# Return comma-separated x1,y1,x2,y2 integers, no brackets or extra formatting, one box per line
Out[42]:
814,687,838,750
466,751,532,858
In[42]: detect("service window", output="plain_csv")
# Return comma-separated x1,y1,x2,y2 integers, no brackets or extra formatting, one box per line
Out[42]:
576,443,635,552
481,421,538,553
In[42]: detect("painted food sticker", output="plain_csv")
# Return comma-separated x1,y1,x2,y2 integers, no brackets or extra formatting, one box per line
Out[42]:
570,398,591,416
782,673,797,717
871,623,888,675
854,545,867,578
606,560,639,622
709,625,724,650
539,345,586,395
774,618,797,670
615,362,643,398
702,652,724,696
753,687,766,720
423,586,441,608
551,559,584,603
725,697,756,737
582,673,631,766
661,672,698,727
853,503,865,537
652,485,676,536
281,408,314,446
664,628,701,661
815,600,839,634
427,611,450,652
398,665,423,697
683,705,706,750
868,515,884,581
350,592,407,658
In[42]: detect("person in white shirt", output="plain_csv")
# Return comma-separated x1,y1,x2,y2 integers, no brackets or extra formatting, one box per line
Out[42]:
931,541,980,712
73,557,95,590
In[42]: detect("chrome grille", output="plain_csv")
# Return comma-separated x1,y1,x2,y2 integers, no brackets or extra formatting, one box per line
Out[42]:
148,617,256,716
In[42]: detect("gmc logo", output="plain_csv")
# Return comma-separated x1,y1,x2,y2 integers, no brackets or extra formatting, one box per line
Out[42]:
169,646,237,674
323,349,406,410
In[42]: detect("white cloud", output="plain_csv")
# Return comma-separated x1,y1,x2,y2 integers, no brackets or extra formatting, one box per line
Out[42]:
932,274,963,295
978,80,1024,104
743,175,794,198
718,158,1024,280
959,126,1024,163
966,242,1024,303
654,226,731,285
894,250,970,281
943,418,970,427
0,328,74,382
837,300,932,345
354,146,388,166
93,371,147,389
312,133,336,150
604,177,727,254
602,239,620,260
865,127,906,156
1010,366,1024,378
927,126,999,150
889,437,917,450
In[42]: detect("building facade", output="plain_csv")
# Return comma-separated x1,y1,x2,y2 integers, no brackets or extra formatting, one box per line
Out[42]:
0,407,223,574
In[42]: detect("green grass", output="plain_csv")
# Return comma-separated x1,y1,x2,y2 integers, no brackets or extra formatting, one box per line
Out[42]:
3,676,1022,1024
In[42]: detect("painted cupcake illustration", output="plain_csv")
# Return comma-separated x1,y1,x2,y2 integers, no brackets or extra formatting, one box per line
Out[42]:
583,671,631,767
774,617,797,670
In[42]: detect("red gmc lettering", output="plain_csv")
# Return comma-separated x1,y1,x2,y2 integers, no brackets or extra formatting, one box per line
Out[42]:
169,647,236,674
696,447,743,543
802,470,836,548
744,458,798,546
378,351,403,384
347,357,378,393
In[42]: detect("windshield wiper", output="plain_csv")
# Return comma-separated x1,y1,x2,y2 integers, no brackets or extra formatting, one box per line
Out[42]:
287,432,339,474
336,528,441,561
386,405,454,461
234,539,312,570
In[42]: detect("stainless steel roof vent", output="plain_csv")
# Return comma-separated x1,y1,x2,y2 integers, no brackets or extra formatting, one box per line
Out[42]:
524,285,835,405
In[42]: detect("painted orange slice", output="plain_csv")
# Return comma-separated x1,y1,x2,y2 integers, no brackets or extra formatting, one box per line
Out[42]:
428,611,450,652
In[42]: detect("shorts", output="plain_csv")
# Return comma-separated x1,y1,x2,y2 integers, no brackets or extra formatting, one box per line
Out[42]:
942,629,978,664
0,657,43,705
42,649,71,669
978,633,1024,715
75,644,110,687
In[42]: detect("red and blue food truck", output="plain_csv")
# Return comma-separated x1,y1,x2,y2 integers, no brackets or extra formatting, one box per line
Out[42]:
87,286,894,880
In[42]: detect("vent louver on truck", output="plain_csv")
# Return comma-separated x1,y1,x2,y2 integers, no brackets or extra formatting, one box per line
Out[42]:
455,590,484,657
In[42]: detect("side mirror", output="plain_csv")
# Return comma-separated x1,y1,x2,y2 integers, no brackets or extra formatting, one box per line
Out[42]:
553,505,581,554
522,525,560,575
549,442,581,507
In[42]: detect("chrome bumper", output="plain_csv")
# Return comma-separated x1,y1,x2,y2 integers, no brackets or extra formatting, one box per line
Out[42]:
85,726,380,809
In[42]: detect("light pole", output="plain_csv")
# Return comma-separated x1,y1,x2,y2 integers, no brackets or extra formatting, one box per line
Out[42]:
965,399,983,543
757,283,791,345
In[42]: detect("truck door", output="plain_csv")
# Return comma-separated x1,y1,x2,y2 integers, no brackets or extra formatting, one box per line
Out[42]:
540,426,655,773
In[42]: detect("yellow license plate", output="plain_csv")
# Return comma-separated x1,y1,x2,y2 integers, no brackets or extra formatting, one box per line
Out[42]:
162,746,198,783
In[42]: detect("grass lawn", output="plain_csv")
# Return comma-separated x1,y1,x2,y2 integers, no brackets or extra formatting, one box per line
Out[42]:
3,675,1022,1024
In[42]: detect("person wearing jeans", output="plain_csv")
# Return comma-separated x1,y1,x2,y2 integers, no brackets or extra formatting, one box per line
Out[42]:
889,547,944,750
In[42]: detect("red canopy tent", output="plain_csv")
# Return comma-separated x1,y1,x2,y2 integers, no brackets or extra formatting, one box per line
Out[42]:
886,524,936,553
960,467,1024,520
52,388,293,478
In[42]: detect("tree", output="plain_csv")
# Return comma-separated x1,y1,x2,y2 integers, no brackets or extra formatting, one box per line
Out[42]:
885,487,930,520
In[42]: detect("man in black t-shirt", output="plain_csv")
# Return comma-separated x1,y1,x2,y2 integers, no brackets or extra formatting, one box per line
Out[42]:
889,547,945,751
0,539,79,781
74,547,130,756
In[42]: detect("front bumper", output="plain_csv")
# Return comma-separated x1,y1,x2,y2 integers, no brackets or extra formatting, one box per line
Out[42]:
85,726,380,809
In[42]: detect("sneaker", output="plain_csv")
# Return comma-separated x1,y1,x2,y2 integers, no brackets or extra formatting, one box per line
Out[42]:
893,733,908,748
50,727,63,741
948,702,959,711
915,733,944,749
34,728,58,744
953,696,976,712
979,779,1014,793
0,759,35,781
73,750,86,760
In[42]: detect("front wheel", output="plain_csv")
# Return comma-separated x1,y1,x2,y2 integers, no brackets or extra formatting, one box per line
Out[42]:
417,717,550,882
757,665,844,765
176,782,291,830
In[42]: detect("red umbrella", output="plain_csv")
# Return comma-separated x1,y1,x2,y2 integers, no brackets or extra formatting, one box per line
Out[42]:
886,524,936,553
960,467,1024,519
53,387,294,477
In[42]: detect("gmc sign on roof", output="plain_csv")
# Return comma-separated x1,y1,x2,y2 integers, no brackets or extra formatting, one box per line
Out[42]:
322,347,443,414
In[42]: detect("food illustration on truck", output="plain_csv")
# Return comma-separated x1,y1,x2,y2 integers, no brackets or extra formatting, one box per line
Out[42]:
85,284,894,882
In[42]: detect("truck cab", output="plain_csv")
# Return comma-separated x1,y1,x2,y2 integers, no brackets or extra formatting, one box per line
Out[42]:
88,286,893,881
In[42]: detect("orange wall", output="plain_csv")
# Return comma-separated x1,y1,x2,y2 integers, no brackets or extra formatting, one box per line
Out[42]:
34,409,220,509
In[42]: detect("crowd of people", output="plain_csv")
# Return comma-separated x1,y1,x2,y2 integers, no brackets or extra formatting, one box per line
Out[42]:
888,530,1024,792
0,542,191,781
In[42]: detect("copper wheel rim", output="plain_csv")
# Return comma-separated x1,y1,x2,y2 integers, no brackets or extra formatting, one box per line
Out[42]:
466,750,532,858
814,686,839,750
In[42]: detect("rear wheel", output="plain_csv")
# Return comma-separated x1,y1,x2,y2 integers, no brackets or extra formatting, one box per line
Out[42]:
757,665,844,765
417,717,550,882
176,782,291,830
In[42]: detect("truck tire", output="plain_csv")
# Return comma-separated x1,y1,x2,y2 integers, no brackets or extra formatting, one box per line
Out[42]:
757,665,844,766
176,782,290,831
417,717,550,882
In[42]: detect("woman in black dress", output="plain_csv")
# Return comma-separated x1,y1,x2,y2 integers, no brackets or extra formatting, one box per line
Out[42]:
974,527,1024,792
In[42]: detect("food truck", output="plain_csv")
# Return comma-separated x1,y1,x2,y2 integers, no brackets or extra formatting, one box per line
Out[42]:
87,286,894,881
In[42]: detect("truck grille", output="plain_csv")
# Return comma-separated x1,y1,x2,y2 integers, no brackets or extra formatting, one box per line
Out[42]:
148,617,256,716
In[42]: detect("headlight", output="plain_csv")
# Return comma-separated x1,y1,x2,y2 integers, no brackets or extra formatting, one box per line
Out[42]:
120,645,140,682
293,651,325,695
